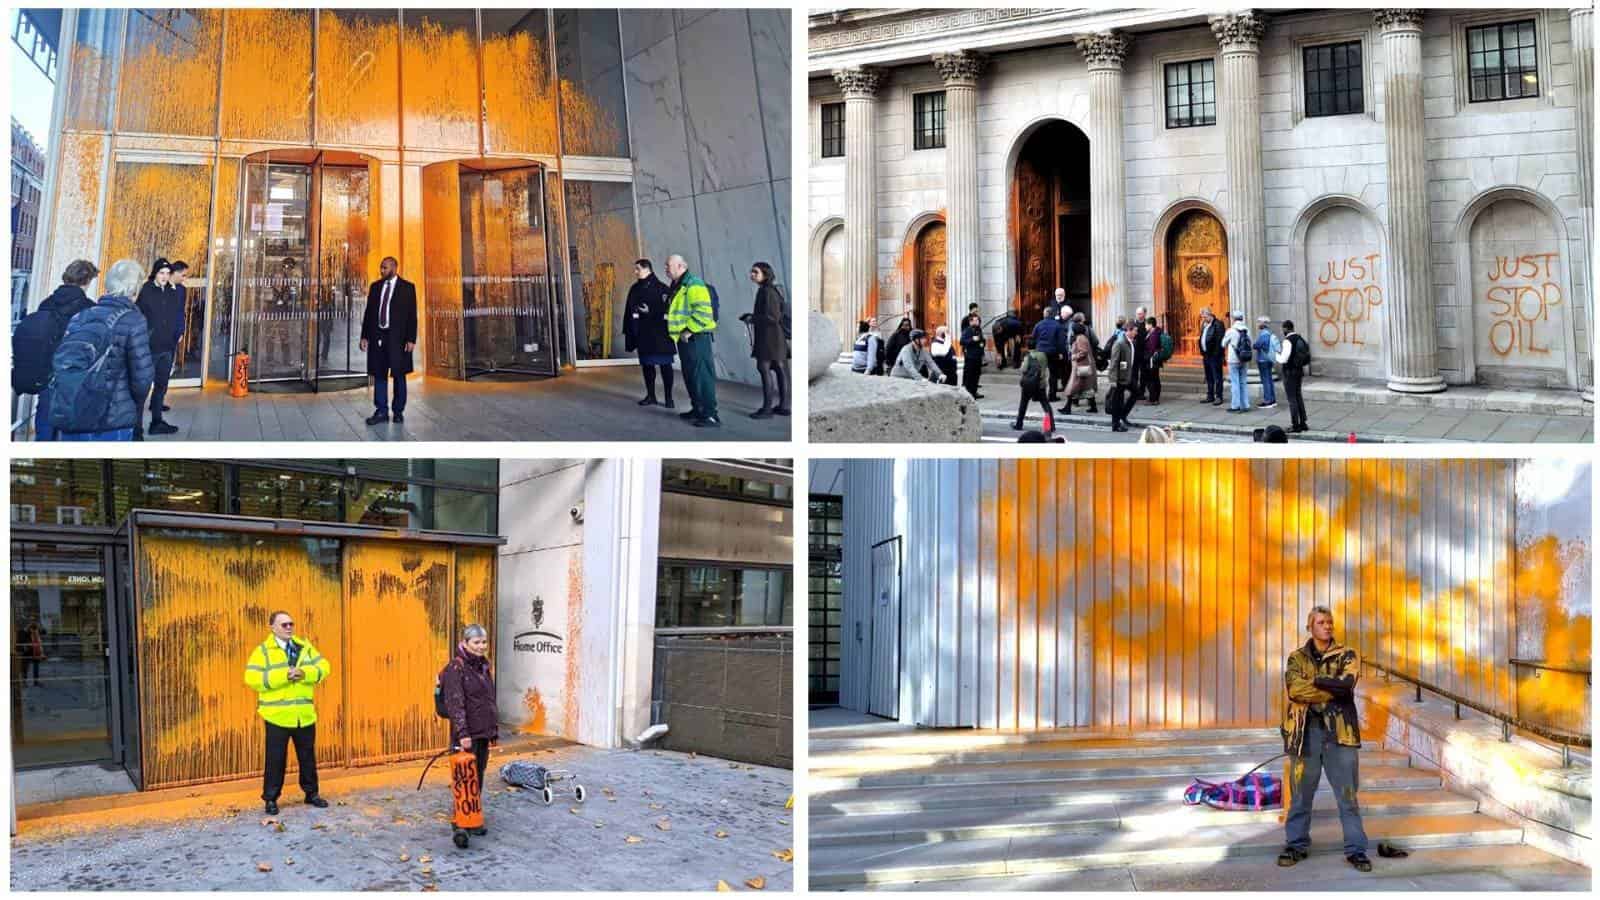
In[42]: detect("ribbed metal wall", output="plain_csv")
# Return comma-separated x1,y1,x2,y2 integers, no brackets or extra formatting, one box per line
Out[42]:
842,459,1524,732
839,459,897,715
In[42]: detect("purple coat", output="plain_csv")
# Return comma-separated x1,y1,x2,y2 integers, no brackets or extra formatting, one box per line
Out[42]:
440,644,498,745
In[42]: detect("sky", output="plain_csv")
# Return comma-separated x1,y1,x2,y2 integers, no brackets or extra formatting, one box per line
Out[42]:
11,9,57,150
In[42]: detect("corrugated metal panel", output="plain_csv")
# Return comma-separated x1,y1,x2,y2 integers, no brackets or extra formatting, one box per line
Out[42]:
859,459,1529,732
135,533,346,790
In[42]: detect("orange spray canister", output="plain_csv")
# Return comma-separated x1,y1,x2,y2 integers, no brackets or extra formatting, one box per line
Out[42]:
450,750,483,831
229,350,251,398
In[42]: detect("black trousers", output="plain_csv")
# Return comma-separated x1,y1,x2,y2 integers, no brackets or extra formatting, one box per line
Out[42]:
262,721,320,802
1016,383,1048,428
1202,353,1224,401
962,357,982,398
149,351,173,423
1146,365,1162,403
1284,368,1308,428
1046,353,1065,398
936,356,958,385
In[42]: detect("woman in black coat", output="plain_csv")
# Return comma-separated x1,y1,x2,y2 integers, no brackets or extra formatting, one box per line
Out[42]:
960,312,986,400
745,261,790,418
440,623,497,836
623,259,676,408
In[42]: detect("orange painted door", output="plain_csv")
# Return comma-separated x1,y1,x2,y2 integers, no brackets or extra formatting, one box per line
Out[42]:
914,222,948,334
1166,211,1228,358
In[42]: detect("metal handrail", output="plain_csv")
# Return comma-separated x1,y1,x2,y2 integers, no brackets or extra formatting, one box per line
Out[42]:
1509,658,1593,680
1365,660,1590,767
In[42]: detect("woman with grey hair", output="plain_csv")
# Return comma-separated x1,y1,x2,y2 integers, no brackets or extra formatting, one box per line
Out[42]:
440,623,498,838
48,258,155,442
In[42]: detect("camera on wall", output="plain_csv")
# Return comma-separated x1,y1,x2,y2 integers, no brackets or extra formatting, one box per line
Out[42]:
569,502,584,523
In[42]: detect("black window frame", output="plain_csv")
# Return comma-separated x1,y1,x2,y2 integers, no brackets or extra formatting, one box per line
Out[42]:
820,101,845,158
1466,19,1540,103
1164,58,1217,129
912,90,946,150
808,495,843,705
1303,40,1364,118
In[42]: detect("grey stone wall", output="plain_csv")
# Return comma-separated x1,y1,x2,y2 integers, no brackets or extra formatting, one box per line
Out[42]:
625,10,792,386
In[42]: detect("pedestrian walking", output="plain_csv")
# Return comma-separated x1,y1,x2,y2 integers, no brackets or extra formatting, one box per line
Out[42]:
929,325,958,385
1278,319,1312,433
1031,307,1065,401
665,254,720,428
134,259,182,436
244,610,332,815
1105,316,1135,432
1198,307,1225,404
47,259,154,442
1013,335,1051,430
1226,312,1251,412
745,261,790,418
359,256,418,425
959,313,986,399
439,623,498,838
1061,321,1099,415
623,258,676,409
1254,316,1281,409
12,259,98,440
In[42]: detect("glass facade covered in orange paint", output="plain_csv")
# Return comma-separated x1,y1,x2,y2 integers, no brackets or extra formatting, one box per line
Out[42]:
36,8,650,392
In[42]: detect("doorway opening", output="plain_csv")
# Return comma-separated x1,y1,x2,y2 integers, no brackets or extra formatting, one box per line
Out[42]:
422,158,559,381
1159,206,1230,359
911,220,948,334
1011,120,1091,331
235,149,375,393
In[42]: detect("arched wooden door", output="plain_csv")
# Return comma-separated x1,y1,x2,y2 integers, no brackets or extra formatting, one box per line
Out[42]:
913,221,947,333
1164,210,1228,358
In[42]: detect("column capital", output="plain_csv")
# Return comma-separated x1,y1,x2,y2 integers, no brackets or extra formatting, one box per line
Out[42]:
931,50,988,87
833,66,885,99
1073,31,1132,71
1208,11,1267,53
1373,9,1425,34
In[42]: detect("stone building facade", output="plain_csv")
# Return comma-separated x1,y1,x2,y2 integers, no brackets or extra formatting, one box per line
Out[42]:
808,8,1594,395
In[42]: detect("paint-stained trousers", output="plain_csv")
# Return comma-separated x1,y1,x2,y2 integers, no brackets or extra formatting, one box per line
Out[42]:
262,721,321,802
1284,716,1368,856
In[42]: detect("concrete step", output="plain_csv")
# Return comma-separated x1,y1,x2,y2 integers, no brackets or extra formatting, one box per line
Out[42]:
810,788,1477,846
810,765,1443,816
810,725,1278,755
812,748,1413,790
810,813,1525,887
810,734,1382,772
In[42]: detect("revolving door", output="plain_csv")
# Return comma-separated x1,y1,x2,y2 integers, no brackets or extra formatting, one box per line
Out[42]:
235,150,374,391
423,159,559,380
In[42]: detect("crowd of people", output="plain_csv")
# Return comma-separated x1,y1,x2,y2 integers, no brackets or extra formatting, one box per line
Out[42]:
847,292,1315,439
624,255,791,428
12,257,189,441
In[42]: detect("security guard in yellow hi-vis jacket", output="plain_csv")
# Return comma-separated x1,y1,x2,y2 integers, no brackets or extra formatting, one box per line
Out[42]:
665,253,719,427
244,610,332,815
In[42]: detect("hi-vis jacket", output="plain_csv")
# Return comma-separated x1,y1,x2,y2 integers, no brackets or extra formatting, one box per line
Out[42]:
243,634,331,728
1281,637,1361,757
666,273,716,337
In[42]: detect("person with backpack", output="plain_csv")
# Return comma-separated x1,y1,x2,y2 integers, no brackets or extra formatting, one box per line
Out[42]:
439,623,497,838
1013,335,1052,431
1253,316,1281,410
1279,605,1370,873
665,253,720,428
744,261,790,418
1145,314,1172,405
48,259,155,442
850,321,884,375
13,259,99,441
243,609,332,815
134,258,183,437
1277,319,1312,433
1225,311,1252,412
1062,320,1098,415
623,258,676,409
1104,316,1136,432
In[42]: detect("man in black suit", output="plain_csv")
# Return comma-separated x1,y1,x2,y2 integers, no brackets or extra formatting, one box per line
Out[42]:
1197,306,1225,406
359,256,417,425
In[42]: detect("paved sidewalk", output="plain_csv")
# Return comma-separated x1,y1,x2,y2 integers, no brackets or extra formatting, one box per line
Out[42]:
11,743,793,892
975,372,1593,443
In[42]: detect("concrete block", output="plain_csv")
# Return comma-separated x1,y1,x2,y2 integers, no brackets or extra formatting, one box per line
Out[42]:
810,311,841,382
810,366,981,443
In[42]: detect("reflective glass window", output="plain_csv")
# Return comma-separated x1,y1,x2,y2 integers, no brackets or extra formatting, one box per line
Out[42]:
554,10,629,157
118,9,222,136
11,460,105,527
564,179,637,360
110,460,225,519
655,563,794,628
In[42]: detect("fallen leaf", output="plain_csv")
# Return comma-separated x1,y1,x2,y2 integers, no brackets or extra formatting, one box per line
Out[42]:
506,785,520,792
422,884,438,892
592,822,605,829
336,800,348,807
419,855,432,864
274,822,286,833
284,858,295,866
624,835,644,844
256,863,273,873
393,817,409,826
569,807,581,814
399,854,411,863
784,796,794,810
715,830,729,839
716,881,734,892
656,817,672,831
311,823,330,831
773,848,794,863
602,787,616,797
421,868,434,878
648,802,664,811
778,819,790,826
260,818,279,827
746,876,766,890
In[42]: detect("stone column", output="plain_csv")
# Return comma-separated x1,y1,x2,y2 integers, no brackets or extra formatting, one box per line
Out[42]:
1209,11,1269,333
1074,31,1132,328
932,51,987,322
1375,9,1446,392
1573,6,1594,400
834,66,885,330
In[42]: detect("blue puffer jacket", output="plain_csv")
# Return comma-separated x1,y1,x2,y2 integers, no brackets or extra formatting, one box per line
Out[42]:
55,295,155,433
1031,316,1064,354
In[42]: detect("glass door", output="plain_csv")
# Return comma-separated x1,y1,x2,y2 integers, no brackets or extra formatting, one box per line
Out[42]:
239,157,315,386
10,541,115,767
460,165,558,378
315,162,371,389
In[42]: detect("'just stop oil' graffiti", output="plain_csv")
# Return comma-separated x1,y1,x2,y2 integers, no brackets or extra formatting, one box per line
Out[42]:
1484,253,1564,358
1311,254,1384,351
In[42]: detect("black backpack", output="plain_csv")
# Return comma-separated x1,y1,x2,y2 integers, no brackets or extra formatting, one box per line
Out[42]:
1288,334,1312,370
1235,329,1253,363
11,305,75,394
433,659,455,719
48,306,133,434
